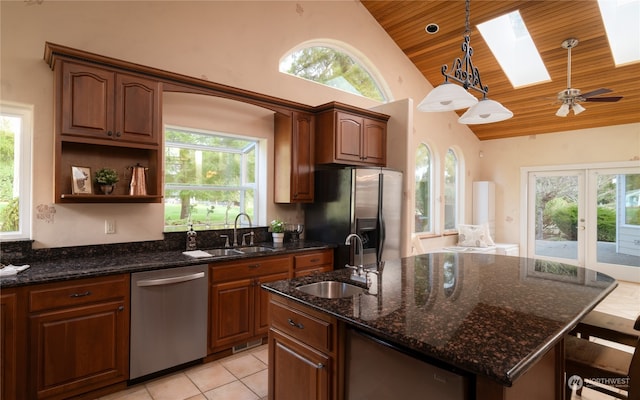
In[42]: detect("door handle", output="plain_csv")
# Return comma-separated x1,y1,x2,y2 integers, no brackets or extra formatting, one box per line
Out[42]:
136,272,205,287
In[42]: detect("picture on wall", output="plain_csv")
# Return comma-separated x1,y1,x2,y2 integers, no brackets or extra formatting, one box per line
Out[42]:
71,166,92,194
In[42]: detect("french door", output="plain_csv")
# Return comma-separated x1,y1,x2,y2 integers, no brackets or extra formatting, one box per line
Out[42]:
525,163,640,283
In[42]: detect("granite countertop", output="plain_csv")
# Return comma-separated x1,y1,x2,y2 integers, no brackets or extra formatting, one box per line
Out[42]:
262,252,617,386
0,241,332,288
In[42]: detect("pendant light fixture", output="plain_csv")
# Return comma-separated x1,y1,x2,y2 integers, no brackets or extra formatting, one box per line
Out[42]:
417,0,513,124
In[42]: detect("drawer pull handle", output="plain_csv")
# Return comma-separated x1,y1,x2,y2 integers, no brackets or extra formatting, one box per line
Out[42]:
70,291,91,298
310,258,320,263
287,318,304,329
248,264,260,269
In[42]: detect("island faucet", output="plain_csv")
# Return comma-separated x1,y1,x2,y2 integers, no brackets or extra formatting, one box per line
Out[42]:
345,233,367,284
234,213,253,247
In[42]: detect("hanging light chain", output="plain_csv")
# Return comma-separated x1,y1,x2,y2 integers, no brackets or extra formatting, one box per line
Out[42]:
464,0,471,35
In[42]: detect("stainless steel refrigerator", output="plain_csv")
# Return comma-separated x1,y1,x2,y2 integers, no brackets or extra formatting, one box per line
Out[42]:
304,167,403,269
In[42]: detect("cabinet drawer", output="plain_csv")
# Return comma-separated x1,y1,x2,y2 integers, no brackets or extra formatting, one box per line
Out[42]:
270,298,334,353
294,250,333,271
211,255,290,283
29,274,128,313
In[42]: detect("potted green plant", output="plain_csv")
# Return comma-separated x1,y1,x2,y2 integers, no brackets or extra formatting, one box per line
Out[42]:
270,219,285,244
95,168,119,195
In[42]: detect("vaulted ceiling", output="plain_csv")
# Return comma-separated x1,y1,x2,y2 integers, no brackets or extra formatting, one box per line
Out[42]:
361,0,640,140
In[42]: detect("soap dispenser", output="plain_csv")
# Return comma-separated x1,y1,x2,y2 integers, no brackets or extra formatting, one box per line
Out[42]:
186,224,197,251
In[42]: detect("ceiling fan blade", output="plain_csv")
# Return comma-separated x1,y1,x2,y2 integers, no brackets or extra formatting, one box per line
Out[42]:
581,88,612,98
584,96,623,103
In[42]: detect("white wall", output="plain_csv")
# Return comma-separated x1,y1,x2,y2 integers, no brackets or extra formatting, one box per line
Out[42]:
1,1,479,249
480,123,640,244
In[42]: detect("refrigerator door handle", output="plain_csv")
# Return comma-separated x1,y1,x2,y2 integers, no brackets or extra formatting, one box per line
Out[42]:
378,173,385,263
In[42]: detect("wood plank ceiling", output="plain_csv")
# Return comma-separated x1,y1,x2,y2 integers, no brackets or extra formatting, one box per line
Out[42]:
361,0,640,140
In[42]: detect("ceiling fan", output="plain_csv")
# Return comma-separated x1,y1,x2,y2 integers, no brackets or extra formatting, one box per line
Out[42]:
555,38,623,117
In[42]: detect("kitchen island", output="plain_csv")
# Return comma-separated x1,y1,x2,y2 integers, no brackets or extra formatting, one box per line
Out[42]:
262,252,617,400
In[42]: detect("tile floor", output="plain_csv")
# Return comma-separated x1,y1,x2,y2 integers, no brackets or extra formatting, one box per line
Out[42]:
100,281,639,400
99,345,268,400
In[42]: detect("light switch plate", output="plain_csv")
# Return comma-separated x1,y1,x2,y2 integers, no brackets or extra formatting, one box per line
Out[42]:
105,219,116,234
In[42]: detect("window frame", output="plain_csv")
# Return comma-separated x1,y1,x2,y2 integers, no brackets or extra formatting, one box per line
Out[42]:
0,102,33,240
279,41,391,103
444,147,463,233
163,125,260,232
414,142,435,234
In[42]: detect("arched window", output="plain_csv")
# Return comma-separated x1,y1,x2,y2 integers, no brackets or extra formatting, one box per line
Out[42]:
415,143,433,233
280,44,387,102
444,148,460,231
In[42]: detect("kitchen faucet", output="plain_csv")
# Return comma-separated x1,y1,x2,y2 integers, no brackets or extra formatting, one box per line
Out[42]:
234,213,254,247
345,233,367,284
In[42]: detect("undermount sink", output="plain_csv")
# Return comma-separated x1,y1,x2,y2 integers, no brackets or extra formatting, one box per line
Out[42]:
297,281,365,299
206,248,242,257
237,246,275,253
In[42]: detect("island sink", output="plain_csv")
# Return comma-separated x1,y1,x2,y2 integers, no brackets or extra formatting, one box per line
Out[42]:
297,281,365,298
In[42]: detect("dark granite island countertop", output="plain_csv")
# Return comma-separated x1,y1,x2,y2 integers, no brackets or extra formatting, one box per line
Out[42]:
262,252,616,388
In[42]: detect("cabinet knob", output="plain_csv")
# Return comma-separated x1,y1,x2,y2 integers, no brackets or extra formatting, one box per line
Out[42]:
107,131,113,137
118,305,124,311
115,131,122,137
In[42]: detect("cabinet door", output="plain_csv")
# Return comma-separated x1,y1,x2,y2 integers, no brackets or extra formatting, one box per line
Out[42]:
29,300,128,399
335,112,364,163
210,278,253,351
114,73,161,145
291,112,314,202
1,292,18,400
255,272,290,336
362,118,386,166
61,62,115,139
269,330,330,400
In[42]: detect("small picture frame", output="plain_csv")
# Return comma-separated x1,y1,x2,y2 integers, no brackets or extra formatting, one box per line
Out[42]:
71,166,92,194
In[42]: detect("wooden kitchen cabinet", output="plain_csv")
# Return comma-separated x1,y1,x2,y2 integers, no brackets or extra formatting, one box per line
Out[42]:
45,43,163,203
314,102,388,167
27,274,130,399
1,288,26,400
268,295,339,400
274,111,315,203
209,255,291,354
293,249,333,277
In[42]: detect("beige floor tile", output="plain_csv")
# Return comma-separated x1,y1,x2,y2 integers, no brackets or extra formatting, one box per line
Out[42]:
184,394,208,400
241,369,268,398
251,346,269,366
145,373,201,400
185,361,238,393
204,380,259,400
98,386,152,400
221,353,267,379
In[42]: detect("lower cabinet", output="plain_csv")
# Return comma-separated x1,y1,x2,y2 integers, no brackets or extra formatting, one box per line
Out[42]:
1,288,25,400
268,294,340,400
27,274,130,399
293,249,333,277
209,255,291,353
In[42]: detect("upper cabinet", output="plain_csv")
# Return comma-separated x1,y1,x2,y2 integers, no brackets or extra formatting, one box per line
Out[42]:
46,44,163,203
60,62,161,146
314,102,389,167
274,111,315,203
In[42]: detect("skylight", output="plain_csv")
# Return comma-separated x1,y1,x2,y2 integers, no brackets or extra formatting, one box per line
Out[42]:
597,0,640,66
477,10,550,88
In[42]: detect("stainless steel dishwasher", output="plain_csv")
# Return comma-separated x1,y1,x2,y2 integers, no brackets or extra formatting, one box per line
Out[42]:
130,264,208,380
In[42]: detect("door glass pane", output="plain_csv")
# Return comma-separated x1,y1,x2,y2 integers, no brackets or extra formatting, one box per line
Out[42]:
444,149,458,230
415,144,431,233
596,173,640,267
534,175,579,260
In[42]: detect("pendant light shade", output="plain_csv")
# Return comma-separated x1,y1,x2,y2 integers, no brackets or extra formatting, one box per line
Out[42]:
417,82,478,112
458,98,514,124
572,103,586,115
417,0,513,124
555,103,570,117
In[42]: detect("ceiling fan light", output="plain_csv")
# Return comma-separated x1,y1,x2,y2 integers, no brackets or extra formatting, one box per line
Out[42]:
572,103,586,115
555,103,570,117
417,82,478,112
458,98,513,124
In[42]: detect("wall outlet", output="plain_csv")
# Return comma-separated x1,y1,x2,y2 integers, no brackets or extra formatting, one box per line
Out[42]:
105,219,116,234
